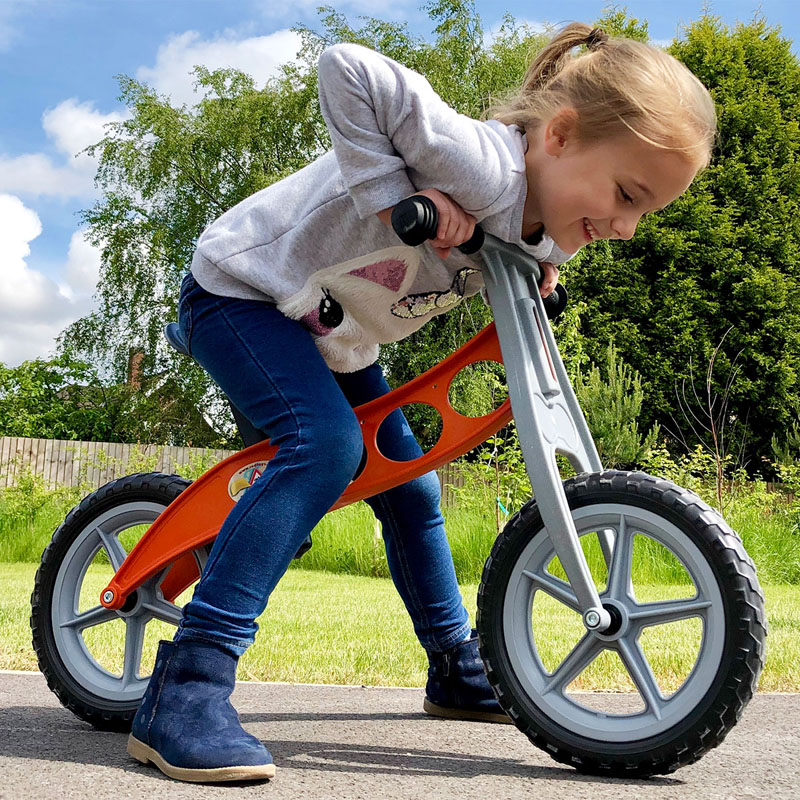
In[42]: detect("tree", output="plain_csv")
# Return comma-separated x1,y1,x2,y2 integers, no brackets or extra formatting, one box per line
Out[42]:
0,356,119,441
58,50,330,436
575,342,660,468
664,326,749,511
0,355,227,446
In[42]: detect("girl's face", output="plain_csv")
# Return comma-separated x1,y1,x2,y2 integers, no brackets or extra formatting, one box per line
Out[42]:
524,110,698,255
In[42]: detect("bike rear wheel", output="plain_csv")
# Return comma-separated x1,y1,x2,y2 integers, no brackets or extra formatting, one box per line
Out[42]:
477,470,766,776
30,472,207,731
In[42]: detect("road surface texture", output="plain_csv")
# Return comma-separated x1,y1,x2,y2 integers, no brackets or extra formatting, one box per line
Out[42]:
0,670,796,800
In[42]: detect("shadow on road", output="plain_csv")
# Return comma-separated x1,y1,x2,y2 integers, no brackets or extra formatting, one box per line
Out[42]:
0,705,683,787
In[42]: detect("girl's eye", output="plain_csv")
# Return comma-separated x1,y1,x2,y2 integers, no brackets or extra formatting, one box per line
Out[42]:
619,186,634,204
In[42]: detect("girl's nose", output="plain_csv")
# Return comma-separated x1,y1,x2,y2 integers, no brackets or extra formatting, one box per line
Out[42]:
611,213,640,241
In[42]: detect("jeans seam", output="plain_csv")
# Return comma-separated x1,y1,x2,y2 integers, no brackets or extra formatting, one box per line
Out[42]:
174,629,250,652
178,276,196,356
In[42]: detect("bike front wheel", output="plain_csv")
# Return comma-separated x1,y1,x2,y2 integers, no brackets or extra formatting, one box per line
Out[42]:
477,470,766,777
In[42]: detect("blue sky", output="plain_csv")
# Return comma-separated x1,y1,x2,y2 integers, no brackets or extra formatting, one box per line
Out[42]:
0,0,796,365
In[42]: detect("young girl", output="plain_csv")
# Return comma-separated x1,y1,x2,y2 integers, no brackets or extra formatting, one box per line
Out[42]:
127,22,715,782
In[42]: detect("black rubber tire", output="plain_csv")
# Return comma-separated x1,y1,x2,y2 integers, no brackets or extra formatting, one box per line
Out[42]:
476,469,766,777
30,472,193,732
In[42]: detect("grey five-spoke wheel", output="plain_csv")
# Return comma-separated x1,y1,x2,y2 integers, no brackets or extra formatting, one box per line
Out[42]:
477,470,766,777
31,473,204,731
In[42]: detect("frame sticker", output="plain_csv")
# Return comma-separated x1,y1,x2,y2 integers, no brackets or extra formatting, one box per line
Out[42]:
227,461,270,502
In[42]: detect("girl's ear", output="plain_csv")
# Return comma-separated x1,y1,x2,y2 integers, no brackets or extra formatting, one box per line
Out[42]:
543,107,579,156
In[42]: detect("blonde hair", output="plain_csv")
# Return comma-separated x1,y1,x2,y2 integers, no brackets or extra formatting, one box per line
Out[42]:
487,22,716,171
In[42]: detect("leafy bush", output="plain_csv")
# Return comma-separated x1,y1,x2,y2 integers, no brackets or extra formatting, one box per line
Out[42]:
575,342,660,468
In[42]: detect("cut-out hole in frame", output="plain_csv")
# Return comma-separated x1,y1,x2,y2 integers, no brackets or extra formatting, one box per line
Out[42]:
448,360,507,418
375,403,443,461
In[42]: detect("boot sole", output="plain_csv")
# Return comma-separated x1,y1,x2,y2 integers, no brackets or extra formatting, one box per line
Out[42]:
128,735,276,782
423,697,513,725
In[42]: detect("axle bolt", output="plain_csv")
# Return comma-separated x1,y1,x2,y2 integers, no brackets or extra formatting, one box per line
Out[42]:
102,590,115,604
584,610,601,629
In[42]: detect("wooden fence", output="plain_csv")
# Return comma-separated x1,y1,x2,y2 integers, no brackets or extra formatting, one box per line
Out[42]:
0,436,468,506
0,436,236,492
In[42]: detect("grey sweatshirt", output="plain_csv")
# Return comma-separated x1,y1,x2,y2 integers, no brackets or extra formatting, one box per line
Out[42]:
191,42,573,372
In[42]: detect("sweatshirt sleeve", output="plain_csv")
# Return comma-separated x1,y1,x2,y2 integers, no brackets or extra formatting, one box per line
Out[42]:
543,240,577,266
316,43,522,220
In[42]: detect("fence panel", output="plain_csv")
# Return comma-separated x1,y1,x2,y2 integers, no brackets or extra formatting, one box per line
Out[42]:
0,437,10,489
0,436,473,506
0,437,234,491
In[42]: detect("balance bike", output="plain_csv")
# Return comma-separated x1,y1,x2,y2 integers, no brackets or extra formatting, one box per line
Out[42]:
30,196,765,776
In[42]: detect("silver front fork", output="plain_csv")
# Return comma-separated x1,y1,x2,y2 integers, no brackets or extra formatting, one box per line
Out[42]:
478,235,613,633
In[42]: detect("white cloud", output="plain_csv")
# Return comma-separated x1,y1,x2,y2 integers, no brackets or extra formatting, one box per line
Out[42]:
0,25,309,201
42,98,127,163
0,194,99,365
63,230,102,298
0,99,126,201
0,21,330,362
0,151,94,199
135,28,305,107
0,193,51,317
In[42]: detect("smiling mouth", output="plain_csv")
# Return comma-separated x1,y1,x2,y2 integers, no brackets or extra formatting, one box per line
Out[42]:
583,218,600,242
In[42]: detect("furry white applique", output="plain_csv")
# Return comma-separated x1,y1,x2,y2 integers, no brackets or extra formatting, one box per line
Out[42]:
277,247,419,371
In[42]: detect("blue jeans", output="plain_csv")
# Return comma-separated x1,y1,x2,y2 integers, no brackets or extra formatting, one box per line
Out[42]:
173,274,471,655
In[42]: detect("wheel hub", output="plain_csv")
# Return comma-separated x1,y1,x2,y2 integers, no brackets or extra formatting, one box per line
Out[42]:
594,600,626,640
117,589,143,616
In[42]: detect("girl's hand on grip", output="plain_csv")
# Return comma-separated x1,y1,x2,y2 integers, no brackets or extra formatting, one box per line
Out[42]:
539,262,559,298
376,189,477,257
412,188,477,259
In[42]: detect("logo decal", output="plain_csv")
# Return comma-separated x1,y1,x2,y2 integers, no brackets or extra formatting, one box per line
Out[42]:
227,461,269,502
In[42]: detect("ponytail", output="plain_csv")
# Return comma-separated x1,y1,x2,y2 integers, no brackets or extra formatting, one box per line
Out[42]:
522,23,606,94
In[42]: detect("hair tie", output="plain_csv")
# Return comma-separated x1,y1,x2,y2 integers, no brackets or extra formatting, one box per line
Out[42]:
585,27,608,51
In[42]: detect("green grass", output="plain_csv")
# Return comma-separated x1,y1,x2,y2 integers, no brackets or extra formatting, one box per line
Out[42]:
3,563,798,692
726,501,800,584
293,502,499,585
0,486,82,564
3,486,799,586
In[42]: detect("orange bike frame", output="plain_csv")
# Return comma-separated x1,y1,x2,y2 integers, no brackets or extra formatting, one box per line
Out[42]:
100,323,511,610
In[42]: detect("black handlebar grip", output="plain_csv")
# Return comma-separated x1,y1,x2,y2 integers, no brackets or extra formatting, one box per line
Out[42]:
390,195,438,246
542,282,568,320
391,195,484,253
390,194,565,318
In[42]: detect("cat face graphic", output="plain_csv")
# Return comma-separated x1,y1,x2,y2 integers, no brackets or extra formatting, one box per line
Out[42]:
280,250,415,337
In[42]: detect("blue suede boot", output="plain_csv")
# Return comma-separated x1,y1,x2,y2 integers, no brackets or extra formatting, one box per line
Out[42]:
128,639,275,782
423,630,512,724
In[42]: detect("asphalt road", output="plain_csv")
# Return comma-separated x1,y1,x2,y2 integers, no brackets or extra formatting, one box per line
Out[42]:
0,670,797,800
